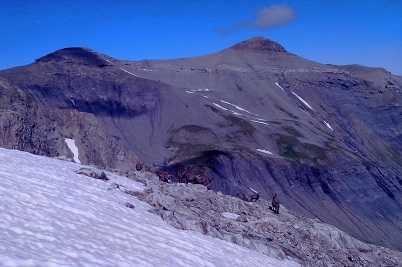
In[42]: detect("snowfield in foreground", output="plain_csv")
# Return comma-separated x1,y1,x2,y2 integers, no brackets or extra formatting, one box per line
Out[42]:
0,148,299,267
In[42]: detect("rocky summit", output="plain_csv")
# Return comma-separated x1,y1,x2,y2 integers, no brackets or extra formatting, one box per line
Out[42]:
0,37,401,251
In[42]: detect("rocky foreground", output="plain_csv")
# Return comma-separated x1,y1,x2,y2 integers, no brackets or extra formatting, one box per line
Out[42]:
0,148,298,267
0,145,400,266
107,168,402,267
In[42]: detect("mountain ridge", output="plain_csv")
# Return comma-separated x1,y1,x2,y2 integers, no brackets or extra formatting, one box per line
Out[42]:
1,37,402,251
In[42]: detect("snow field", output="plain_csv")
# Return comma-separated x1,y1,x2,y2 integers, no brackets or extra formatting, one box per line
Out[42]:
0,148,299,267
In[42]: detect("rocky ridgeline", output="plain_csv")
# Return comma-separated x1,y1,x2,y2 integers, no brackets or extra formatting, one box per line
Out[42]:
2,38,402,250
109,169,402,267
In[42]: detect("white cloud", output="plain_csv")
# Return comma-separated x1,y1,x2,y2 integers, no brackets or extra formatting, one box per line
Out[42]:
218,4,296,35
255,5,296,29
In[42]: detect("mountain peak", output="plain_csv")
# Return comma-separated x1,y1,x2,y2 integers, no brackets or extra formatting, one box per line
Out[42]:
229,37,287,53
36,47,108,66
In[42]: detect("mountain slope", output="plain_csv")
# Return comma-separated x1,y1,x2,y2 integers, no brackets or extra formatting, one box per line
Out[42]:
0,148,300,267
1,148,402,266
0,37,401,250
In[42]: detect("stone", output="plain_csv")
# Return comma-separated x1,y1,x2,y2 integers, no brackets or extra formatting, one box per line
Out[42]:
124,202,135,209
76,167,109,181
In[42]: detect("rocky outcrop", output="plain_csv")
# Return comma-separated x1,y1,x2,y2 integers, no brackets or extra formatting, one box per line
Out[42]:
116,170,402,267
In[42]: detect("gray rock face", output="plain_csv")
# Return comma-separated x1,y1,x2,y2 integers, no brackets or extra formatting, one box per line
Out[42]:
119,170,402,267
0,37,402,250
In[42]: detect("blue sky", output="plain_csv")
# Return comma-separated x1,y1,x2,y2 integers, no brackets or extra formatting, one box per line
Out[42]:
1,1,401,74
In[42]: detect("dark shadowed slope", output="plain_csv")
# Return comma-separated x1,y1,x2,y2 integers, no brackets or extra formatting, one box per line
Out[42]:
0,37,401,250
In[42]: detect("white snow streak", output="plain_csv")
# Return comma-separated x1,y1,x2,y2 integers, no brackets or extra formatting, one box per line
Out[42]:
291,92,314,111
186,88,212,93
119,67,140,78
104,59,113,64
0,148,300,267
212,103,229,111
248,187,259,194
69,98,76,106
274,82,285,92
64,138,80,163
256,148,274,155
323,120,334,131
193,88,211,92
220,100,255,115
250,120,270,126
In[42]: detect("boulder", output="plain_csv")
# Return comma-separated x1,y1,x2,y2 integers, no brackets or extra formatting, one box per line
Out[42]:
75,167,109,181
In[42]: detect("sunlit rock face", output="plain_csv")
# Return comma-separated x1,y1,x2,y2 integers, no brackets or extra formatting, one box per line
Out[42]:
1,37,402,250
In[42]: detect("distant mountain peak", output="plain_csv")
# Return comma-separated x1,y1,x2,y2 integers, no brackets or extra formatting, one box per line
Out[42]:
36,47,108,66
229,37,287,53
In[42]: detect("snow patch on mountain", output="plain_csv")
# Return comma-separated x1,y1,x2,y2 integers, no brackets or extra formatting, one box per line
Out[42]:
291,91,314,110
256,148,274,155
274,82,286,92
250,119,270,126
193,88,211,92
219,100,256,115
0,148,299,267
323,120,334,131
64,138,80,163
140,68,153,72
119,67,141,78
212,103,229,111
